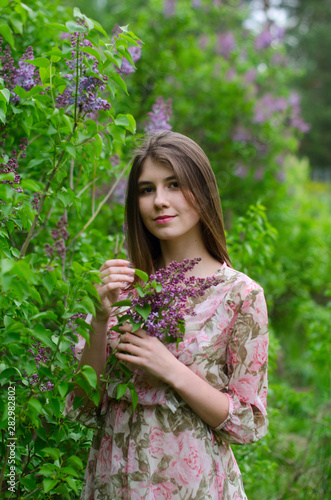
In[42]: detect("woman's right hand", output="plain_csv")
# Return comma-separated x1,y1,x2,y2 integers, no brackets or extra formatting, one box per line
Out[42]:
94,259,135,323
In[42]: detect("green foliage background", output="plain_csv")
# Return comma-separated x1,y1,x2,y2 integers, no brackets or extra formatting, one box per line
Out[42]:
0,0,330,498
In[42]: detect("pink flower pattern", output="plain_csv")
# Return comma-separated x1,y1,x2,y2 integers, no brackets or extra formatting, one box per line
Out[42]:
64,263,269,499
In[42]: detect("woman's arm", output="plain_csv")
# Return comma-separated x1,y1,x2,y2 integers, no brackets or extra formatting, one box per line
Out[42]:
116,284,269,437
73,259,135,403
116,327,230,427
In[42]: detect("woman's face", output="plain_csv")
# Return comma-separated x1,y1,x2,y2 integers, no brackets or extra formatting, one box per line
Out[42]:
137,157,201,243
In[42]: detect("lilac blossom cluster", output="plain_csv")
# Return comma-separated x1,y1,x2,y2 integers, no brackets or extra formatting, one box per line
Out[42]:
144,97,172,133
255,26,285,51
0,138,28,194
67,312,86,358
112,25,142,76
0,40,39,102
121,258,222,342
28,342,54,392
45,214,69,260
288,92,310,133
253,92,310,132
216,32,236,59
56,19,110,113
253,93,288,124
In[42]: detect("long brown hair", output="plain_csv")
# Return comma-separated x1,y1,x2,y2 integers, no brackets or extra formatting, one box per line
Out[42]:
125,131,231,275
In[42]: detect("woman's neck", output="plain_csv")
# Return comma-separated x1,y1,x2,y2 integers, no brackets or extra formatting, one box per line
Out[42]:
158,239,222,279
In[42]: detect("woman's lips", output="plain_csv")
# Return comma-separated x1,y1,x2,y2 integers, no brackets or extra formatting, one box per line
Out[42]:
154,215,177,224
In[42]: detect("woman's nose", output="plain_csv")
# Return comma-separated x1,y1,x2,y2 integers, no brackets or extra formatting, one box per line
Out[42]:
154,187,170,207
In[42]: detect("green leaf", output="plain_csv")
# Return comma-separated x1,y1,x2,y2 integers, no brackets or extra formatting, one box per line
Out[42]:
134,269,149,282
108,72,128,95
43,447,61,460
82,46,101,63
92,20,108,38
42,271,57,294
43,478,60,494
93,134,103,157
30,311,58,321
0,24,15,49
0,89,10,103
24,57,50,68
112,299,131,307
128,382,138,410
57,381,69,398
29,325,55,350
28,398,43,414
135,304,151,321
66,21,88,33
13,85,27,100
80,295,95,315
66,455,84,470
79,365,97,389
64,476,78,494
104,50,121,68
9,13,23,34
64,142,76,159
0,367,22,384
46,23,69,33
116,383,128,399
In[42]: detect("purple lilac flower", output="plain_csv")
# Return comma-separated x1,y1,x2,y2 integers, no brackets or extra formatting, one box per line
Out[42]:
113,178,127,205
225,67,236,81
164,0,176,17
31,192,41,211
117,45,142,75
116,258,223,342
255,29,274,50
253,93,288,124
255,25,285,51
28,342,54,392
144,97,172,133
0,139,28,194
0,39,39,103
67,312,86,358
234,163,248,179
216,32,236,59
232,126,251,142
243,68,257,85
45,214,69,260
56,19,110,113
199,35,209,50
287,92,310,132
254,167,264,181
109,153,120,166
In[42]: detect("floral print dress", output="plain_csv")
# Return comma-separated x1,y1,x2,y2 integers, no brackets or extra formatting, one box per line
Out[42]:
65,263,269,500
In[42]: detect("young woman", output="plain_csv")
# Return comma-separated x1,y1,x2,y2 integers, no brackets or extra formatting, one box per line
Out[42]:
65,131,269,499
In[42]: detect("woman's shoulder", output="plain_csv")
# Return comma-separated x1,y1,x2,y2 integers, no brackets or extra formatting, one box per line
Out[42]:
214,263,265,301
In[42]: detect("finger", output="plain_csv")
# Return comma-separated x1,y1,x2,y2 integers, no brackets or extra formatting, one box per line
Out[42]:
97,282,130,297
101,273,135,284
100,260,133,272
118,324,133,334
116,342,141,356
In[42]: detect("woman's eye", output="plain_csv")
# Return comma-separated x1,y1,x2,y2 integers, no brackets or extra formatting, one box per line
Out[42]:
169,181,179,189
140,186,154,195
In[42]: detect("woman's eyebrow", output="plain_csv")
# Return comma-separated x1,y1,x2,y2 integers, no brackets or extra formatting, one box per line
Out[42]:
138,175,177,186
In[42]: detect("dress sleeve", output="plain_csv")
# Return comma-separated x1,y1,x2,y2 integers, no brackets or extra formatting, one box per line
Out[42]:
212,284,269,445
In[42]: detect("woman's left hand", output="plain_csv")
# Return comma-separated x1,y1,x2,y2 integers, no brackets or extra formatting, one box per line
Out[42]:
115,324,178,384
